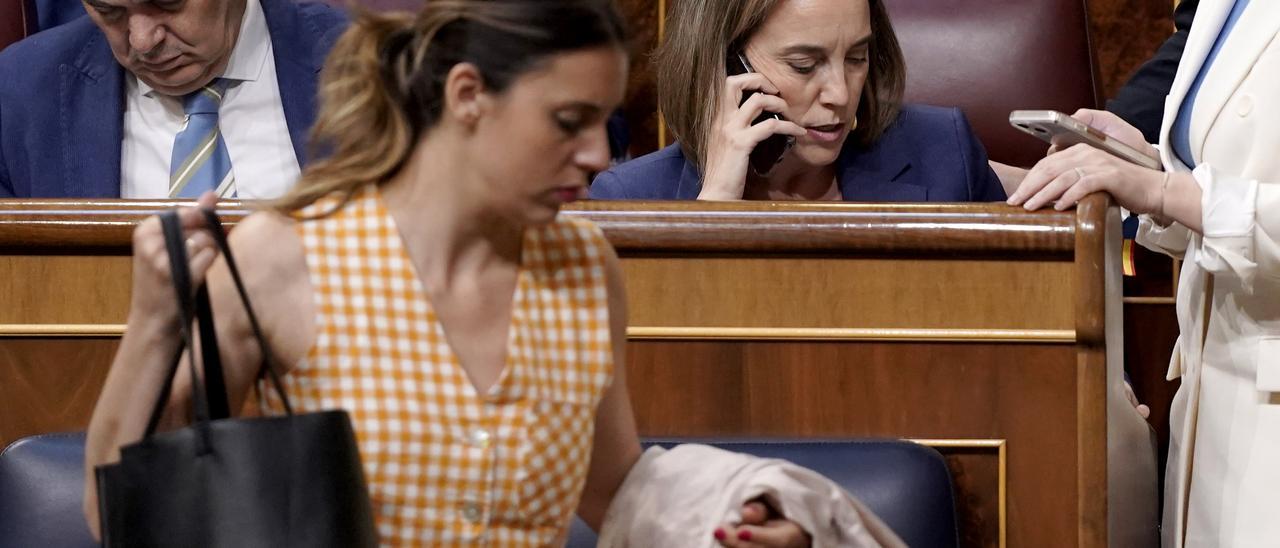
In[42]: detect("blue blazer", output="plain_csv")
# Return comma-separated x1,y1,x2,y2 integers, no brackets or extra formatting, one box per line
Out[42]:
0,0,348,198
34,0,88,33
589,104,1006,202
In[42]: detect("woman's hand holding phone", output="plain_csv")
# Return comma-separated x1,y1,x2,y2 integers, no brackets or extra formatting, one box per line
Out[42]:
1009,109,1173,215
1046,109,1157,159
698,72,806,200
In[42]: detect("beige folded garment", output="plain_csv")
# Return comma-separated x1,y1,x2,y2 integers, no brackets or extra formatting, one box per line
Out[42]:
598,444,906,548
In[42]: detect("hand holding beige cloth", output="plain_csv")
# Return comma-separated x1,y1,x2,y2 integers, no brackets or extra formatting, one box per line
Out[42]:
598,444,906,548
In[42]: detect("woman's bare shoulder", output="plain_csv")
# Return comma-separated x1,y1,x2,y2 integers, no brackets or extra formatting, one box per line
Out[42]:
209,209,315,376
218,209,310,305
228,210,300,255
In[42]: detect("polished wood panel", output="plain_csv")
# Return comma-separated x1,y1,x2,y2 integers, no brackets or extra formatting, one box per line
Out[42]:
0,200,1073,253
627,341,1019,547
602,0,1186,443
0,195,1155,547
0,338,118,447
1074,196,1110,547
610,195,1154,548
628,340,1074,547
570,201,1077,255
0,200,252,247
626,342,746,434
0,256,131,324
624,257,1073,330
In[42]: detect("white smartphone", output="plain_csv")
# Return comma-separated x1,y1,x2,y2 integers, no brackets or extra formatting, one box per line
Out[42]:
1009,110,1162,170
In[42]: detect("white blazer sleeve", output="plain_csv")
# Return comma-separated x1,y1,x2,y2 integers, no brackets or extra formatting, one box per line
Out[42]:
1136,214,1193,260
1188,162,1280,293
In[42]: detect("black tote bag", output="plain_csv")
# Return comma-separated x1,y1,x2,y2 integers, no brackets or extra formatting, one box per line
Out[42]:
96,209,378,548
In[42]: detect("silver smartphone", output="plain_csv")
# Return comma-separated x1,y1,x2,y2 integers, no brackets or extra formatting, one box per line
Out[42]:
1009,110,1162,170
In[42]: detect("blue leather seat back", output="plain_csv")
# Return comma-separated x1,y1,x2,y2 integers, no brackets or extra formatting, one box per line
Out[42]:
1,434,955,548
0,432,96,547
566,439,959,548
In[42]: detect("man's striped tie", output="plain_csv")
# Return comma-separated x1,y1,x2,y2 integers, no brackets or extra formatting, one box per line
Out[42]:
169,79,235,198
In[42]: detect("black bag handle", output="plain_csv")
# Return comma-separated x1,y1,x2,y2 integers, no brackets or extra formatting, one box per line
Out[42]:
144,211,214,453
195,285,232,420
141,209,295,444
198,209,294,416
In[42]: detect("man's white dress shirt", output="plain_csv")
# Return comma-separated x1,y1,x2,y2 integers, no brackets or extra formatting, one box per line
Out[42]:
120,0,300,199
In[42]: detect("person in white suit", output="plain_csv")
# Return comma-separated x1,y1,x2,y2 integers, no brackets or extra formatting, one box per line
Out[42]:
1007,0,1279,545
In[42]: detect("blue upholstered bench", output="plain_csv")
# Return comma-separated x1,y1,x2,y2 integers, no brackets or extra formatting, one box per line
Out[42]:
1,434,957,547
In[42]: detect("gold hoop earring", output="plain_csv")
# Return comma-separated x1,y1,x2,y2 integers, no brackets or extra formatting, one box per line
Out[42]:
850,116,859,131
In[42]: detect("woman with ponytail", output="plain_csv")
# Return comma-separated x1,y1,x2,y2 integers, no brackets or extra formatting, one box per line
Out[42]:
81,1,843,546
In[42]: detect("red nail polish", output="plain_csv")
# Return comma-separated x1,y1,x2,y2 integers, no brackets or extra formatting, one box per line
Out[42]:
713,528,726,540
738,529,753,541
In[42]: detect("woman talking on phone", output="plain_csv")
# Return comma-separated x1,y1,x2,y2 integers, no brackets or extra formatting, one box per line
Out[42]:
1010,1,1280,545
588,0,1006,202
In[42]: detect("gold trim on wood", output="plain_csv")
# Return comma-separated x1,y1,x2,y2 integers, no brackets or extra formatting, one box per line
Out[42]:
627,326,1075,343
1122,296,1176,305
910,439,1008,548
0,324,126,337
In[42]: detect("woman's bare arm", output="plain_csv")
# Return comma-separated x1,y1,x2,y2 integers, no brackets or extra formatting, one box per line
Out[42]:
82,203,312,539
575,245,643,531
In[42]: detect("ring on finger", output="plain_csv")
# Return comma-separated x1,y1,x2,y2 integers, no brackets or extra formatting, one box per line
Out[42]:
1074,167,1087,182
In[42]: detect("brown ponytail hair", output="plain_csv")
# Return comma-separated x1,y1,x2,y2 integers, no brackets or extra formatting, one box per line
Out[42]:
274,0,626,215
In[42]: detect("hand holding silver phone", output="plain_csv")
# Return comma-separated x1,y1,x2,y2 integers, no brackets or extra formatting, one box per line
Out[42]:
1009,110,1162,170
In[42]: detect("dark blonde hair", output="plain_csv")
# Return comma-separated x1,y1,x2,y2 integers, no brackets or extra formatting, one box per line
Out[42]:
275,0,626,214
655,0,905,171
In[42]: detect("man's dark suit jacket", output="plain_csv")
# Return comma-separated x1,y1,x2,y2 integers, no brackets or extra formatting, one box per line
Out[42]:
1107,0,1198,142
0,0,348,198
589,104,1006,202
33,0,86,32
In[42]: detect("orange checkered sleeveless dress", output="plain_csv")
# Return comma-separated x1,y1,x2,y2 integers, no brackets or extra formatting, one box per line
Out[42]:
264,185,614,546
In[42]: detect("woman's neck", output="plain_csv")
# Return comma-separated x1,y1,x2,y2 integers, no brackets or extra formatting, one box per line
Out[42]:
380,137,525,292
743,159,841,201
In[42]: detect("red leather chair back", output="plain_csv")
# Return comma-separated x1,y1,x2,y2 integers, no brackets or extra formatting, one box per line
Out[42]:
0,0,37,52
886,0,1101,167
329,0,1099,166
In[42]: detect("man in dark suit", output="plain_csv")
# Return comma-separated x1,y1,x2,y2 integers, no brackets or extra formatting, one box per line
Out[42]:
1107,0,1198,142
0,0,347,198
